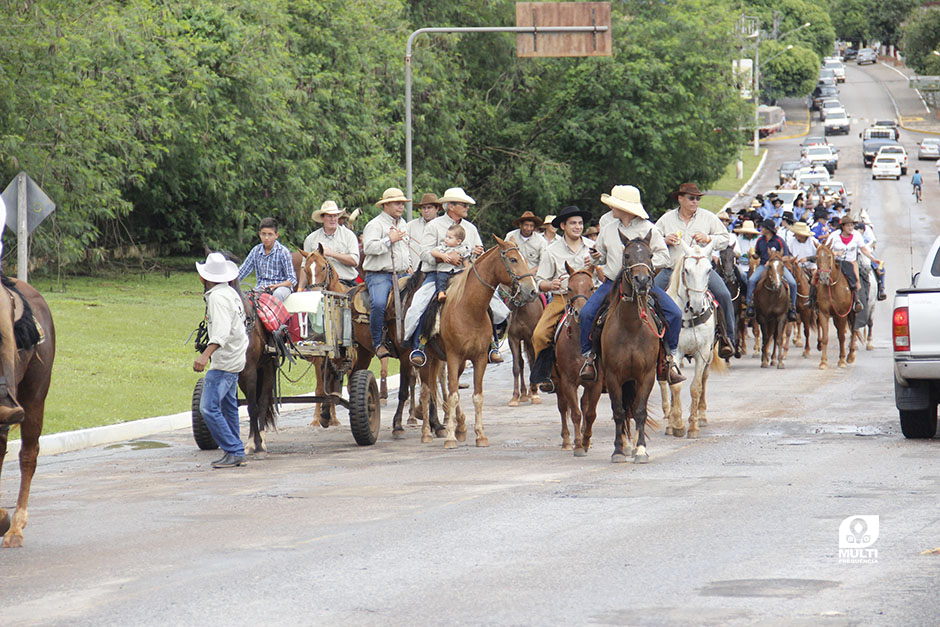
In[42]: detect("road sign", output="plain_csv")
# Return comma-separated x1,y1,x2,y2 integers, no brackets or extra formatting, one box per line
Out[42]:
1,172,55,234
515,2,611,57
910,76,940,91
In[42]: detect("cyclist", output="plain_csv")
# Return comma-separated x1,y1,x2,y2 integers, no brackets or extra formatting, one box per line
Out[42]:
912,169,923,202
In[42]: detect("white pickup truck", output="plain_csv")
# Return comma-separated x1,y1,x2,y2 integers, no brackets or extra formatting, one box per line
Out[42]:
893,234,940,438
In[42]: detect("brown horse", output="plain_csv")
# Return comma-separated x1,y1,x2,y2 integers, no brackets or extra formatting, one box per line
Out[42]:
783,258,817,360
715,246,746,360
753,252,790,369
507,296,543,407
601,231,660,464
815,243,857,369
552,263,603,456
0,279,56,548
417,237,538,448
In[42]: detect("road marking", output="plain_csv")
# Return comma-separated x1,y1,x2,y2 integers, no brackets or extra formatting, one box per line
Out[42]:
879,61,930,113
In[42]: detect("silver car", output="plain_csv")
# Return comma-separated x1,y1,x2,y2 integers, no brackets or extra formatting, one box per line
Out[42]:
918,138,940,160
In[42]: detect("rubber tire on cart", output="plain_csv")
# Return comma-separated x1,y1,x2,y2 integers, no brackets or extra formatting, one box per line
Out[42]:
899,405,938,439
348,369,381,446
191,377,220,450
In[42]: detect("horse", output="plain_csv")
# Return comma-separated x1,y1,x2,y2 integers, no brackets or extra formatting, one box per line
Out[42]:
753,252,790,369
783,257,817,360
416,236,538,448
0,279,56,548
600,231,660,464
715,246,746,360
661,242,725,439
551,263,603,456
815,243,857,369
507,296,543,407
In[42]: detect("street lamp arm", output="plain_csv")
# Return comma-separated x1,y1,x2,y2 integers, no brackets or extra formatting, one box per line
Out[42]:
776,22,811,42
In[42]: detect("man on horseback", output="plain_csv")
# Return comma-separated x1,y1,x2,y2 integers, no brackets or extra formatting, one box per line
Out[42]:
744,219,799,321
654,183,737,359
362,187,412,359
237,217,297,303
303,200,361,288
0,197,23,425
822,214,883,312
528,205,599,392
406,193,441,269
505,211,547,269
578,185,685,384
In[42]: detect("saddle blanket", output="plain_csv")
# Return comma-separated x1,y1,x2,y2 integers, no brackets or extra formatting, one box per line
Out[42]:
403,281,511,342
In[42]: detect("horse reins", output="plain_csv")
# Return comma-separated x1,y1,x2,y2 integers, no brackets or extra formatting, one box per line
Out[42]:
470,245,536,307
818,251,852,319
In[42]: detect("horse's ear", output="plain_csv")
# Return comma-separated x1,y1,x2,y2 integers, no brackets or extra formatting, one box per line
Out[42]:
618,230,630,247
493,234,507,247
299,249,311,259
806,255,817,263
317,243,325,255
564,261,575,275
643,230,652,244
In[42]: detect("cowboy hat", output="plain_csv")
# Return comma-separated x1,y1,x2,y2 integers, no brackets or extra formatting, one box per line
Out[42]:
584,225,599,236
780,210,796,223
813,207,829,220
790,222,813,237
417,192,441,207
734,219,760,235
311,200,344,222
196,252,239,283
716,210,731,221
538,215,556,230
346,207,362,224
375,187,411,206
551,206,592,229
601,185,649,220
839,213,857,226
513,210,544,228
760,219,777,232
438,187,476,205
671,182,705,199
750,199,762,208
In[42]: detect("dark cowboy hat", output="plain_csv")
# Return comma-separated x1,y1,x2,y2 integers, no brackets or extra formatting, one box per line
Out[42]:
552,205,592,229
813,207,829,220
781,211,795,223
670,182,705,199
760,218,777,232
417,192,441,207
513,210,543,228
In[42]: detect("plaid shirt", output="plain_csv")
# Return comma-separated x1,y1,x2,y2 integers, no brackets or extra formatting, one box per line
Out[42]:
237,240,296,288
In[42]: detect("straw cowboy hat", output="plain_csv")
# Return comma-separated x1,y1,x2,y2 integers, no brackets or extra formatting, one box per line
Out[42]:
311,200,345,223
418,192,441,207
538,215,556,230
750,199,762,208
601,185,649,220
513,210,543,227
584,225,599,237
346,207,362,225
716,210,731,222
375,187,411,206
670,182,705,199
439,187,476,205
790,222,813,238
734,219,760,235
196,252,239,283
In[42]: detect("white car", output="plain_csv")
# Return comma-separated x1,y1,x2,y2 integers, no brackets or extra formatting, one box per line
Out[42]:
795,166,831,187
872,156,902,180
876,145,908,174
824,59,846,83
824,108,850,135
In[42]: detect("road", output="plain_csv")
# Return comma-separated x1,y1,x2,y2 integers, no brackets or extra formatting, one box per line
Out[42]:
3,62,940,626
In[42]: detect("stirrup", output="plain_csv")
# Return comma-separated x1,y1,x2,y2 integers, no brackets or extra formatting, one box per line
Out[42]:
579,355,597,382
537,380,556,394
409,349,427,368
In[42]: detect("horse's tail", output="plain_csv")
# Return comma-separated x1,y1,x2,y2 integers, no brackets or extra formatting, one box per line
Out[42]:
710,344,728,374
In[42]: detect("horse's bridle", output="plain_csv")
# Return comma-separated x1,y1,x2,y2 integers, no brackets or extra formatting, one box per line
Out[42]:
816,250,840,286
619,261,653,302
563,271,593,323
680,253,711,317
471,245,537,307
762,258,784,291
304,256,336,291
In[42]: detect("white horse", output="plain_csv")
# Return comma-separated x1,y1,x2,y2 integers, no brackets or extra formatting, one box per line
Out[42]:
660,242,725,438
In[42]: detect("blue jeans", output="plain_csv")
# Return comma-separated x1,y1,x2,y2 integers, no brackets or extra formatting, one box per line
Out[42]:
746,264,798,310
654,267,735,337
579,279,681,355
365,272,394,351
254,285,291,302
200,369,244,456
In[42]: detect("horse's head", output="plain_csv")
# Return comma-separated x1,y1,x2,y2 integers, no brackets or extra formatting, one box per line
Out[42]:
492,235,539,306
764,251,784,291
716,246,737,283
816,243,836,285
299,245,336,291
564,260,595,323
618,230,654,299
678,241,714,317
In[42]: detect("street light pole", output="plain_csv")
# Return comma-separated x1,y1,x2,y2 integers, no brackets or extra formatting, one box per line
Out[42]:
753,31,760,156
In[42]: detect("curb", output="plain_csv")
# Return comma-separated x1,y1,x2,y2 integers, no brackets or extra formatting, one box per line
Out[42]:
877,61,940,136
764,107,811,142
721,148,769,213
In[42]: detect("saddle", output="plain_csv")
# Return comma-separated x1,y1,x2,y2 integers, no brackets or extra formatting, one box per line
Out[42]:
0,277,43,351
591,291,665,357
351,276,411,324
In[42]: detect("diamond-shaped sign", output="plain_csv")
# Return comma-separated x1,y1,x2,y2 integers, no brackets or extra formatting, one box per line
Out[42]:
2,172,56,234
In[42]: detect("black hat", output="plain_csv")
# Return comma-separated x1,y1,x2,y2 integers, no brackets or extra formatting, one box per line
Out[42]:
768,192,778,199
813,207,829,220
829,216,842,226
760,219,777,231
552,205,592,230
755,194,764,201
781,211,795,223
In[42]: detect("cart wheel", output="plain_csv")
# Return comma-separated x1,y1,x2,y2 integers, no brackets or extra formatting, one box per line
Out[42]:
348,369,380,446
191,377,219,451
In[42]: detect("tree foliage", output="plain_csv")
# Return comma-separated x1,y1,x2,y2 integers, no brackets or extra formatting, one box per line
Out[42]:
902,6,940,74
760,43,819,99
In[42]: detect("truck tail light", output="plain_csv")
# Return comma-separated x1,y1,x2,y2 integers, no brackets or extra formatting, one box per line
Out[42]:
893,307,910,351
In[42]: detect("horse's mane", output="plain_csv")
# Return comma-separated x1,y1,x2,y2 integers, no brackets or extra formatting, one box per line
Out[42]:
451,245,498,304
666,253,684,300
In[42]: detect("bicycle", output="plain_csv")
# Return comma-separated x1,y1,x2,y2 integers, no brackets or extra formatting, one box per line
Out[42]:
913,182,922,203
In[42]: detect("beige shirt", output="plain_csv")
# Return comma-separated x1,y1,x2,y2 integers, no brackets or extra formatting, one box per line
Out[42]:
598,210,617,229
654,208,731,267
595,217,670,281
204,283,248,373
303,226,361,282
504,229,547,269
361,210,410,273
536,236,594,292
419,214,482,272
406,216,432,269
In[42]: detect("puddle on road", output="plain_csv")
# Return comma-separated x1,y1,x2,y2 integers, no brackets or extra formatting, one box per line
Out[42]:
700,578,840,598
105,440,171,451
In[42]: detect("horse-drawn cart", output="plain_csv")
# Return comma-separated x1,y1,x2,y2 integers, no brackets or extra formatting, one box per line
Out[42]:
191,289,382,450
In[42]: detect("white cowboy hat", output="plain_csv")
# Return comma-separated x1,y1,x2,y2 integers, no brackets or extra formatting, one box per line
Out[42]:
311,200,344,222
790,221,813,237
375,187,411,206
438,187,476,205
538,215,556,230
716,210,731,221
196,252,239,283
346,207,362,224
600,185,649,220
733,219,760,236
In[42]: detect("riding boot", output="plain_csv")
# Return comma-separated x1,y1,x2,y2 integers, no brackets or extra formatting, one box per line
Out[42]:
579,352,597,382
874,264,887,301
852,289,863,313
715,312,735,360
665,351,686,384
530,347,555,392
0,287,24,426
487,310,504,363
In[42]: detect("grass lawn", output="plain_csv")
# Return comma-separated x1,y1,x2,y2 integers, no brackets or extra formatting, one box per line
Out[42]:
701,148,766,212
18,271,396,436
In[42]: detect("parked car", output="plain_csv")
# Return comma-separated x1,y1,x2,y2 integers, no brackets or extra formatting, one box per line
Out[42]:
917,138,940,160
876,145,908,174
818,68,837,84
872,155,902,180
893,233,940,438
824,59,846,83
862,138,900,167
778,160,802,184
824,109,850,135
801,135,830,150
819,98,842,121
842,48,858,61
812,85,839,110
857,48,877,65
803,145,839,173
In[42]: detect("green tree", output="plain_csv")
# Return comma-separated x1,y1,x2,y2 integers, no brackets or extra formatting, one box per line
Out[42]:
868,0,919,47
760,43,819,99
827,0,870,44
902,6,940,74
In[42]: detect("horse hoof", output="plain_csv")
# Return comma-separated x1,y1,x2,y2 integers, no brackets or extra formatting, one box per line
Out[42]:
380,398,388,407
530,396,542,405
406,417,418,426
761,362,769,368
819,363,827,370
508,398,520,407
574,448,587,457
421,434,433,444
434,428,447,438
476,437,490,448
520,395,530,403
866,344,874,351
330,418,341,427
444,439,458,449
1,532,24,548
665,426,673,436
562,443,572,451
0,510,10,537
633,449,650,464
392,429,406,440
838,360,847,368
611,453,629,463
793,338,803,347
698,416,708,426
251,451,267,460
672,427,686,438
777,361,785,369
847,354,856,364
687,430,700,439
456,429,468,442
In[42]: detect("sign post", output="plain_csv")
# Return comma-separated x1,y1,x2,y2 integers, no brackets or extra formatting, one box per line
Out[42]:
1,172,57,282
17,173,27,282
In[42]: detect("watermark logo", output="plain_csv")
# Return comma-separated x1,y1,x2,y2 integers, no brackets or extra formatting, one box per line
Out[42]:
838,515,879,563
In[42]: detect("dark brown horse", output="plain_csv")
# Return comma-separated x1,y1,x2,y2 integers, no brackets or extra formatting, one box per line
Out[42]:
815,243,857,369
552,264,603,456
601,231,660,464
0,279,56,548
417,237,538,448
507,296,543,407
783,257,817,360
753,252,790,369
715,246,746,360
